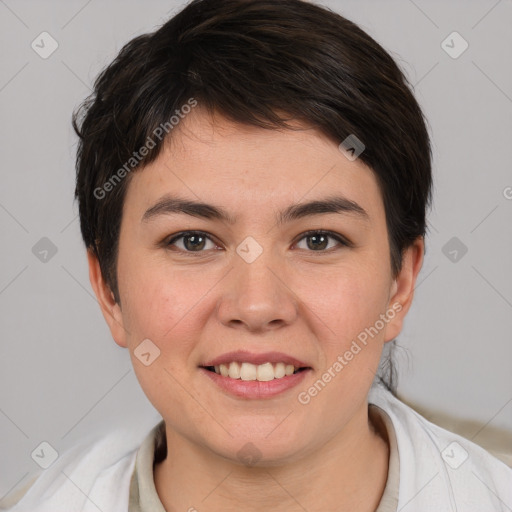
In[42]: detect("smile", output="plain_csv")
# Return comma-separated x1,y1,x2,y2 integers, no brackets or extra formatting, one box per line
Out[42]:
200,364,311,400
203,361,307,381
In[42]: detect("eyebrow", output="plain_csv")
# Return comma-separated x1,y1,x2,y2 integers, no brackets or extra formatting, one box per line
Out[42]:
141,194,369,225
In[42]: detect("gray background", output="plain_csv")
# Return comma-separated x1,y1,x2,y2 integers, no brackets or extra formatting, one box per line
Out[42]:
1,0,511,499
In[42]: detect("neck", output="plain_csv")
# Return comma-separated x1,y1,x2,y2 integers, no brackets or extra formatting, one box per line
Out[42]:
154,404,389,512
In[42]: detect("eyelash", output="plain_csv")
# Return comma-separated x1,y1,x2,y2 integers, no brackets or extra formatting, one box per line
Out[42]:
165,230,352,255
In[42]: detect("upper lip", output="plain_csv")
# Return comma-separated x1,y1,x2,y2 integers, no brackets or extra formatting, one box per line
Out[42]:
201,350,311,368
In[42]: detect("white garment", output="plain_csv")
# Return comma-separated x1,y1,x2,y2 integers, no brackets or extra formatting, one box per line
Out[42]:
2,383,511,512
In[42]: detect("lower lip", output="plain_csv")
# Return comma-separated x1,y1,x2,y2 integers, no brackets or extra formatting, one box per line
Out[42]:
199,367,311,399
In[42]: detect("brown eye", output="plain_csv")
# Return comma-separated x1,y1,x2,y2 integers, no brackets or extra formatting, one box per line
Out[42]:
167,231,216,252
295,230,349,252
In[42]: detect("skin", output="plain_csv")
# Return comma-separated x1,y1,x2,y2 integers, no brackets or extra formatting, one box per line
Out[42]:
88,107,424,511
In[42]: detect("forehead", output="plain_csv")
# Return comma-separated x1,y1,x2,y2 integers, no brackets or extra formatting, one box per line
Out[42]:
122,107,385,225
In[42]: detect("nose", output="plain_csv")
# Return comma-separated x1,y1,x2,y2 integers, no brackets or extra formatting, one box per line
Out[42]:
215,248,299,333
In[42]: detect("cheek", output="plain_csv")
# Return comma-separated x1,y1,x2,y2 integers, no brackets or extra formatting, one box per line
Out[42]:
298,265,392,408
120,268,210,421
121,269,203,350
117,242,197,336
301,263,391,347
291,265,391,439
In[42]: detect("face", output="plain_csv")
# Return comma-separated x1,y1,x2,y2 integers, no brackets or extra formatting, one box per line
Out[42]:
89,107,422,465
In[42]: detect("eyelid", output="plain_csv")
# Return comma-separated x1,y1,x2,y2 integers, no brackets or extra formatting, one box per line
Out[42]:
165,229,352,254
165,230,220,252
293,229,353,250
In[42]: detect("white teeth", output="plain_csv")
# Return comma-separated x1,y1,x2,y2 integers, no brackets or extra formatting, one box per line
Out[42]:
274,362,286,379
228,361,241,379
256,362,275,381
285,364,295,376
215,362,303,381
240,362,257,381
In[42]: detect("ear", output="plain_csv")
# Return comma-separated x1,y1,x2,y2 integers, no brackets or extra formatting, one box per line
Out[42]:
384,237,424,342
87,248,128,348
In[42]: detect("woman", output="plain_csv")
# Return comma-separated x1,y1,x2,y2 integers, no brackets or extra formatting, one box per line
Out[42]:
4,0,511,510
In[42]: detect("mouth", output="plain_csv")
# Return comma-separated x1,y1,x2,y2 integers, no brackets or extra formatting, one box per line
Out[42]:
198,350,313,398
199,350,312,382
201,362,310,381
199,364,312,400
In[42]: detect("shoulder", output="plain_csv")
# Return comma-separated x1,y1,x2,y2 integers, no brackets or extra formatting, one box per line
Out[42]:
0,421,160,512
368,384,512,511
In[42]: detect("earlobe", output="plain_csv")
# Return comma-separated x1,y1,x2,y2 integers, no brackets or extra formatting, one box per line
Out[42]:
384,237,424,342
86,249,128,348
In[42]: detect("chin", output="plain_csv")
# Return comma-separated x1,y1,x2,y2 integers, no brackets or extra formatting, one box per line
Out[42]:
206,430,310,468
